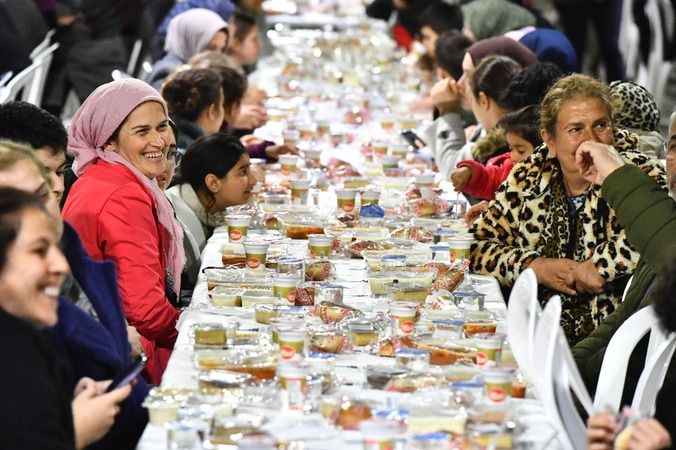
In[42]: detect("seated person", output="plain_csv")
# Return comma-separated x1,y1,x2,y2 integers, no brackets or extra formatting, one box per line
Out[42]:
453,104,541,201
471,74,666,345
149,8,228,89
572,112,676,407
417,1,463,59
162,68,225,152
166,133,256,291
609,80,665,158
0,182,131,449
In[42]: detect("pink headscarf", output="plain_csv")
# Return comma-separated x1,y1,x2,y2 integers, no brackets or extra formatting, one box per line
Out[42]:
165,8,228,62
68,78,185,295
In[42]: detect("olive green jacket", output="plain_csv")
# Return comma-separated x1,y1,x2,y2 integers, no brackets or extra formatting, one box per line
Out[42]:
572,164,676,395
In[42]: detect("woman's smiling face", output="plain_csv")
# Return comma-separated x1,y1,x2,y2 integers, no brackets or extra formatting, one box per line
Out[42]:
108,101,172,179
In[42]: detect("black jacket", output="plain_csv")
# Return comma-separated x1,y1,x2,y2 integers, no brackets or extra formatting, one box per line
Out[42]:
0,308,75,450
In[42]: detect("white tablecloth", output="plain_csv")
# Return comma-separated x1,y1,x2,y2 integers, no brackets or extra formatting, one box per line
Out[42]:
137,230,562,449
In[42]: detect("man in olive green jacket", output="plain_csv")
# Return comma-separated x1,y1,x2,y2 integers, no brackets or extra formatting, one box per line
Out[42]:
571,116,676,401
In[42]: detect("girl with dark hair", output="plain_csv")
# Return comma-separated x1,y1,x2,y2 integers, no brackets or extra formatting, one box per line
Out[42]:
161,68,225,152
166,132,256,292
227,10,261,72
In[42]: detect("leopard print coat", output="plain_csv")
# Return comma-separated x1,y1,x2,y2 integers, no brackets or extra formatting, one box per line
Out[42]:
470,129,666,344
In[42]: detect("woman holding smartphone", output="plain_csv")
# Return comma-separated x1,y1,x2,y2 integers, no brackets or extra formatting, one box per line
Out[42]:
0,187,130,449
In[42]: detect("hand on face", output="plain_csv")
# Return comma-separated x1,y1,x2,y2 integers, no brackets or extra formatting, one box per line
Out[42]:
574,141,625,186
430,77,461,114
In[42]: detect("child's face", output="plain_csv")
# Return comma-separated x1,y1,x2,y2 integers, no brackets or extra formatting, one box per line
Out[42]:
507,132,534,163
231,28,261,66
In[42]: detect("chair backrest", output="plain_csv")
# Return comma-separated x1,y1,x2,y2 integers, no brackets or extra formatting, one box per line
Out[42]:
127,39,143,76
507,268,540,382
29,29,55,60
28,42,59,106
594,303,656,412
632,331,676,416
0,72,13,88
0,60,43,104
535,296,588,450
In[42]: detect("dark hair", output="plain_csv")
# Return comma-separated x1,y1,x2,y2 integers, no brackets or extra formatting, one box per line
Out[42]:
161,68,222,122
653,250,676,332
0,102,67,154
418,1,463,35
470,55,521,110
189,53,248,113
211,66,247,113
0,187,46,273
500,62,564,112
231,10,257,42
435,30,473,80
178,132,247,194
497,105,542,148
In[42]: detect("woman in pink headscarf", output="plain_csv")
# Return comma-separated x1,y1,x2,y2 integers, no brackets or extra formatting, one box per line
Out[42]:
63,78,185,384
149,8,229,90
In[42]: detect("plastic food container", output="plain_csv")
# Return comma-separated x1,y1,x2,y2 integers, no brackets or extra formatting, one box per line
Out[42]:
192,323,229,348
241,290,279,308
343,177,370,189
194,349,277,380
225,215,251,242
210,286,243,307
308,234,333,258
335,189,357,214
143,398,180,425
290,178,311,204
280,214,325,240
273,275,300,304
243,240,269,271
361,190,380,207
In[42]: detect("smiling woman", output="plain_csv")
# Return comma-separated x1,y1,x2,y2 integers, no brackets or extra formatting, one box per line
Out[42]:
63,78,185,384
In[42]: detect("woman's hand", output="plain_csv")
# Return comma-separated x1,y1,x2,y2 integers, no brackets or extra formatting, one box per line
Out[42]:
627,419,672,450
528,257,578,295
451,167,472,191
265,144,298,161
465,201,488,225
72,379,131,449
126,325,143,358
575,141,625,185
232,104,268,130
587,412,616,450
571,259,605,294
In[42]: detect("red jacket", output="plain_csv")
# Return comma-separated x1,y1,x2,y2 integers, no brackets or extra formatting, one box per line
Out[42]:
457,153,514,200
63,161,179,385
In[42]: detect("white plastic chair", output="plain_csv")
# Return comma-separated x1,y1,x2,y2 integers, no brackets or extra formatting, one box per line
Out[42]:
27,42,59,106
644,0,672,105
0,72,12,88
0,59,45,104
127,39,143,76
593,303,658,412
507,268,540,382
534,296,588,450
619,0,642,80
29,29,55,60
632,332,676,416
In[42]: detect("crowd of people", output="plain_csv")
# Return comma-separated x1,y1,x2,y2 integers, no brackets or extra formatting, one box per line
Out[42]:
0,0,675,449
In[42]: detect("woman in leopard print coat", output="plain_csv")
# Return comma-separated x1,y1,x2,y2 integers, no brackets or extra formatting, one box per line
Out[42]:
470,74,666,344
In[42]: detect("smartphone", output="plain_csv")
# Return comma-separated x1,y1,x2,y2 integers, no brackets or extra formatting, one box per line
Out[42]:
401,130,426,150
106,355,147,392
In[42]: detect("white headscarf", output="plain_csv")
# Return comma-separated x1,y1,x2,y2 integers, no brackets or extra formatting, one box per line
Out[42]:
165,8,228,62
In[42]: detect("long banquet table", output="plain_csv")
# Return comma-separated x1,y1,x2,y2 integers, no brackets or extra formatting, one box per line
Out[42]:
137,225,562,449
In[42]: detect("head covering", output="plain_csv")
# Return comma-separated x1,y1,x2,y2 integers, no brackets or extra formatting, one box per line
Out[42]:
519,28,579,73
468,36,538,68
461,0,536,41
165,8,228,62
609,80,660,132
158,0,235,37
68,78,185,295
